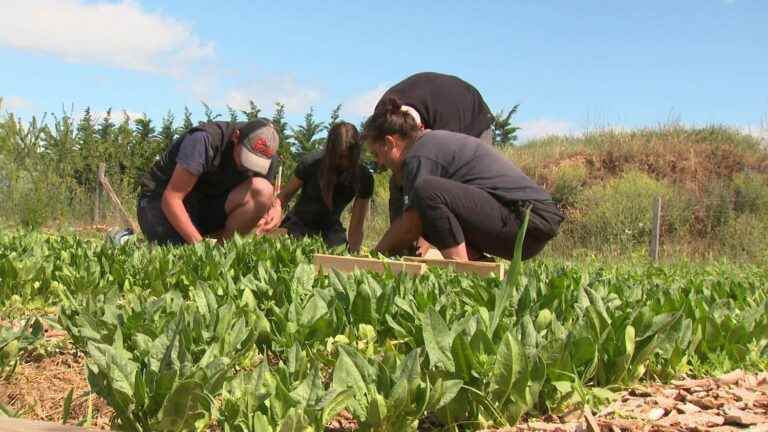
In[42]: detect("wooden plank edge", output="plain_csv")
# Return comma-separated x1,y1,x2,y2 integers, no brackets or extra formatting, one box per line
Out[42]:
313,254,426,276
403,257,504,279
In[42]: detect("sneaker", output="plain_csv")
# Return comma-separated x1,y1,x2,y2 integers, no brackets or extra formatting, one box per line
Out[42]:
107,227,134,246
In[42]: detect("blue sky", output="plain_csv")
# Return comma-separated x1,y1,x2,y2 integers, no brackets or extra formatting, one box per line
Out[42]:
1,0,766,141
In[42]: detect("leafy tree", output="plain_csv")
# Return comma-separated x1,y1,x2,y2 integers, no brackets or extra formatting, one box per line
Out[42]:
291,107,325,155
492,104,520,147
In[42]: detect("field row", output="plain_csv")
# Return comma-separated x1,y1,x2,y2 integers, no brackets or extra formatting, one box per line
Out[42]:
1,232,767,431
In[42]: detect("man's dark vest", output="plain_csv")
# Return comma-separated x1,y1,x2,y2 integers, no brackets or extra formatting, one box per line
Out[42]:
139,121,250,197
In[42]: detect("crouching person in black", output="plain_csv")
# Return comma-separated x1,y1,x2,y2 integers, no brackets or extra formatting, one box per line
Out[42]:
264,122,373,253
366,98,564,261
137,119,282,245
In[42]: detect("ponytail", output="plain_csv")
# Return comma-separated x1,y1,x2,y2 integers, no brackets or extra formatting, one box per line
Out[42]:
362,96,421,143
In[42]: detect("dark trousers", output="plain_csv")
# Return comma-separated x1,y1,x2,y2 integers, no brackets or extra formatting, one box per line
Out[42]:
389,127,493,223
409,176,563,260
280,213,347,248
137,192,228,245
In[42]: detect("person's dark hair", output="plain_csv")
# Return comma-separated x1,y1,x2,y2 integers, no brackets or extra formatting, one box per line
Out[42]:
319,122,361,209
362,96,421,144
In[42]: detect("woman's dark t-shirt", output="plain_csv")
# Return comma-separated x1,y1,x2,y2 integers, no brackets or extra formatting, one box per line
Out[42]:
401,130,552,211
288,152,375,229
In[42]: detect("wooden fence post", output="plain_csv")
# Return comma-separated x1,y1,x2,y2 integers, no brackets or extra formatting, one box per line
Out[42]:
98,163,139,233
649,196,662,264
94,163,105,224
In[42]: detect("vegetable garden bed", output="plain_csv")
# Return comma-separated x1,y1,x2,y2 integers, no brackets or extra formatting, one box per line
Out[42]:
1,231,767,431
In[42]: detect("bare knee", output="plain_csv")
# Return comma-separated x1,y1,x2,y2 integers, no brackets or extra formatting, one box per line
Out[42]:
246,177,274,208
228,177,274,213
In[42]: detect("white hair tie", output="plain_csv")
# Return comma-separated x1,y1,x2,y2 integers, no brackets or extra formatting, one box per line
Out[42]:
400,105,422,126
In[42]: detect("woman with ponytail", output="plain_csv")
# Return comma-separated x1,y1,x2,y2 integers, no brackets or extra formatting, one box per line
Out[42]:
364,97,564,261
266,121,373,252
374,72,495,234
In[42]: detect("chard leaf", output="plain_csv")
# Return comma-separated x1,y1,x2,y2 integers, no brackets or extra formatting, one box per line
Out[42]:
422,308,455,372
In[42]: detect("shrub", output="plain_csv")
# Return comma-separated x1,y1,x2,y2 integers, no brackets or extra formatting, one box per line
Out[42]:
550,163,587,207
720,213,768,260
732,172,768,216
568,170,692,252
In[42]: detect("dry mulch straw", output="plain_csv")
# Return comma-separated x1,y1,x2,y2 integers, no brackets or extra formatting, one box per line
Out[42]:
487,369,768,432
0,341,113,429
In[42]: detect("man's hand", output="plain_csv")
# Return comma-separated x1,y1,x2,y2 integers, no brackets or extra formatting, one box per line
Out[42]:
256,199,282,234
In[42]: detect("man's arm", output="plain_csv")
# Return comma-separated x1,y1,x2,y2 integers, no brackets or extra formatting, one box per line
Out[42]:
372,209,422,256
161,165,203,244
347,198,369,253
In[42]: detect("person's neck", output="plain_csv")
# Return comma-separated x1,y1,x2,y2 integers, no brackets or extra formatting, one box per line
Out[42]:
403,130,428,155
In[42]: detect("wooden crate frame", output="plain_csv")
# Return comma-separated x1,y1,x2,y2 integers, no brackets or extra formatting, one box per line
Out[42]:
313,254,426,276
403,257,505,279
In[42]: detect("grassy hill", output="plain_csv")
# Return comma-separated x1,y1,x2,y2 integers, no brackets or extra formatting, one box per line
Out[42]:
502,125,768,260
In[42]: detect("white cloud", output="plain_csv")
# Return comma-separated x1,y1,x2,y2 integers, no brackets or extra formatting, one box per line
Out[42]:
223,75,322,115
342,84,389,118
0,0,214,75
518,119,578,141
2,95,33,111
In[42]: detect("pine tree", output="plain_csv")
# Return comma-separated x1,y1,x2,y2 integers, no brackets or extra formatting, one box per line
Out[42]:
96,108,117,172
328,104,342,128
227,105,239,123
114,111,134,177
201,102,220,123
97,108,115,143
179,106,194,133
291,107,325,155
44,111,75,169
134,114,156,144
132,114,162,177
75,107,98,186
271,102,291,155
159,110,176,146
492,104,521,147
240,100,261,121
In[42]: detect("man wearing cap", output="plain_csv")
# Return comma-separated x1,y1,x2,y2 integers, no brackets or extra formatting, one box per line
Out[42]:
137,119,281,245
